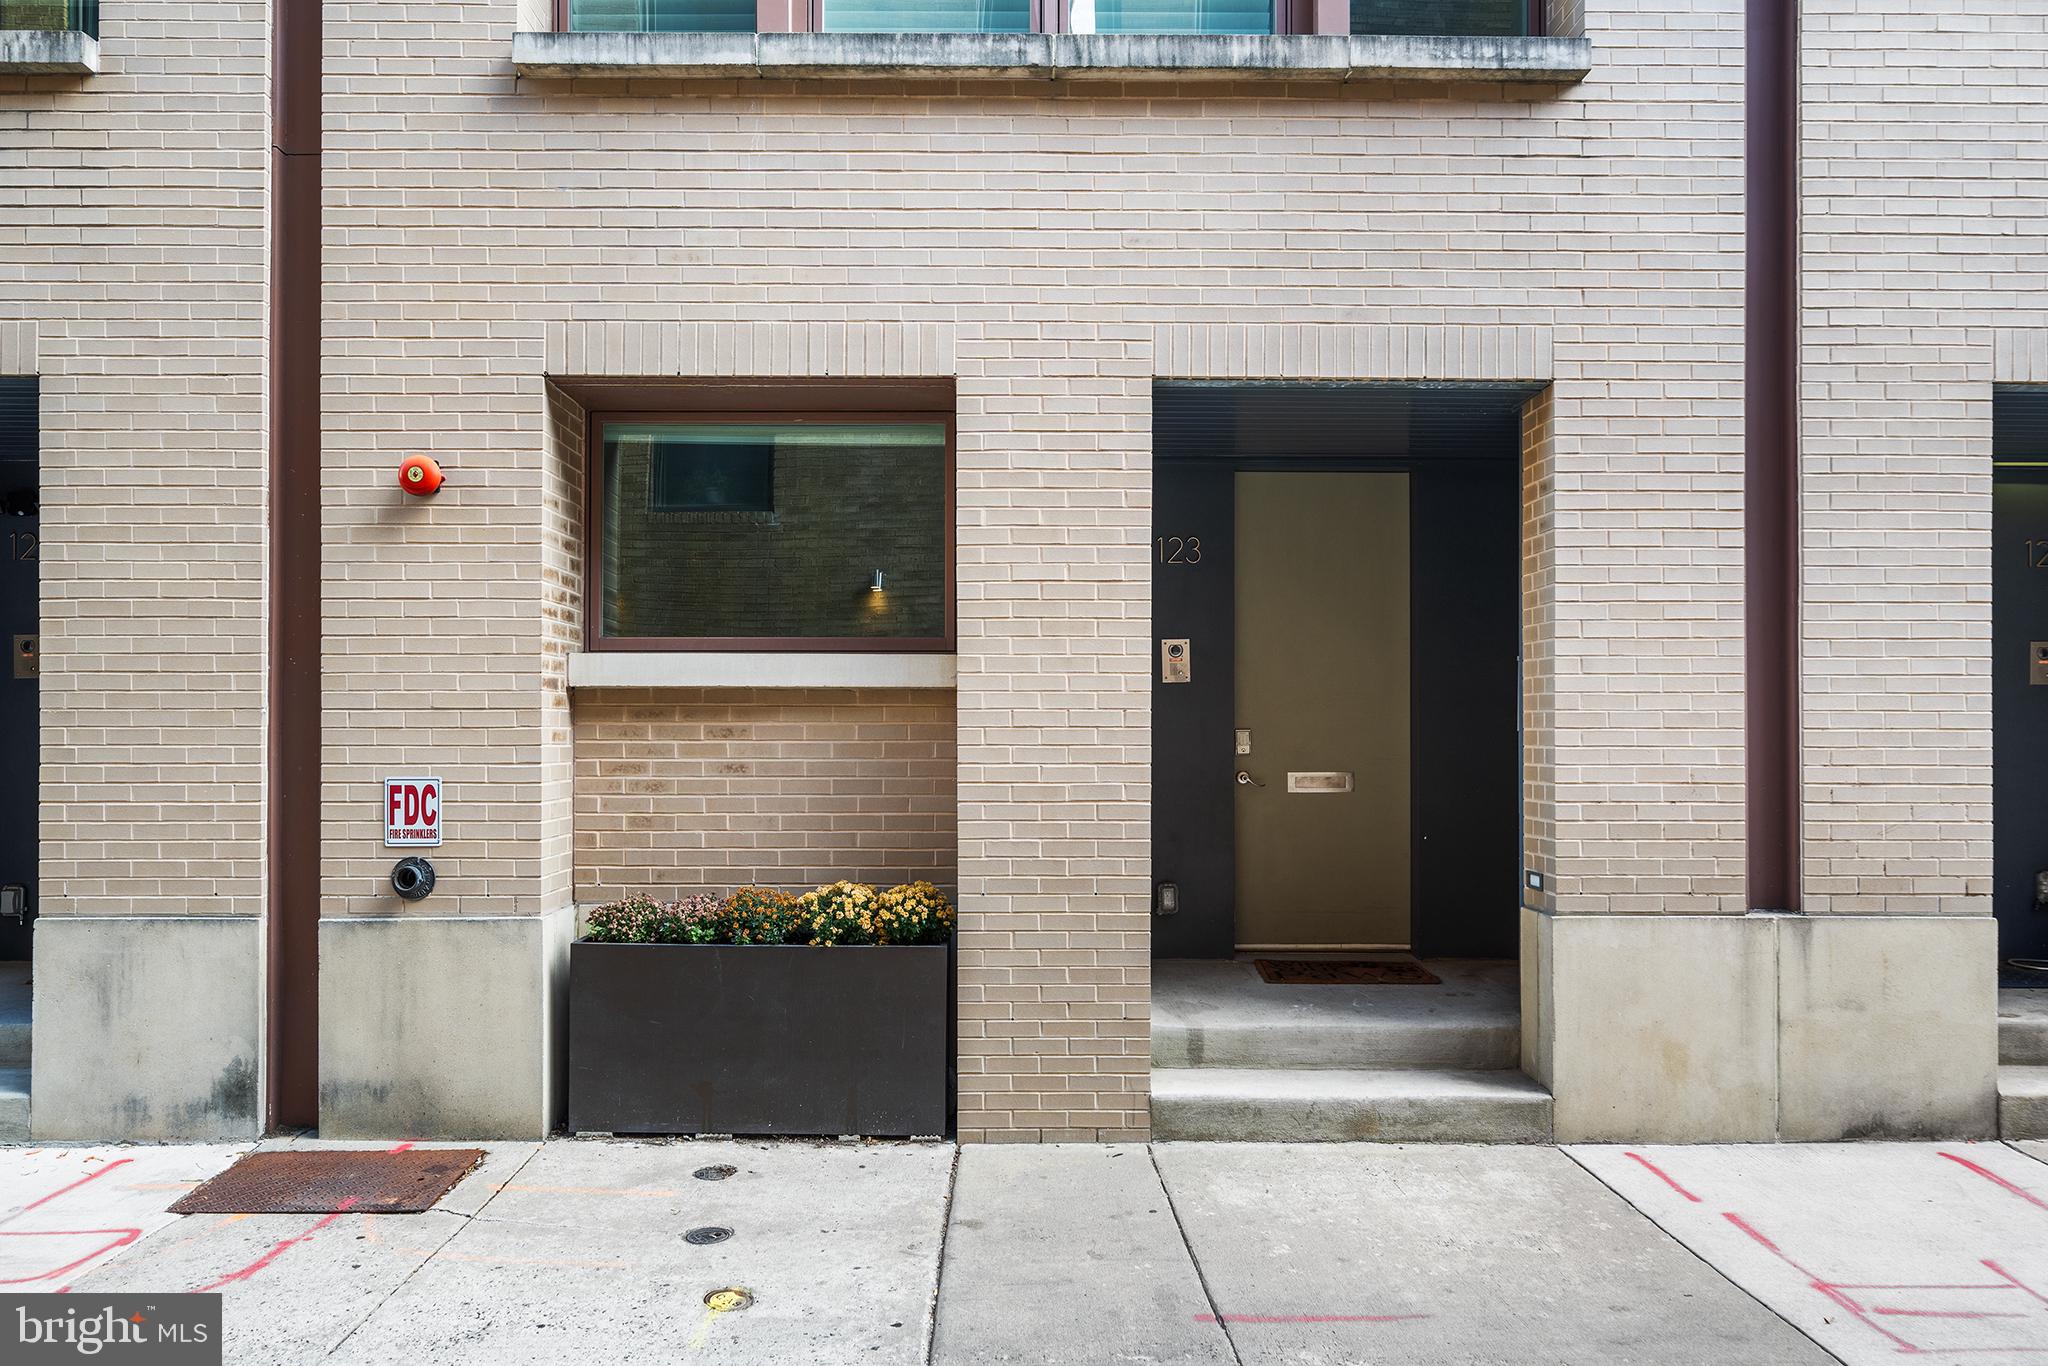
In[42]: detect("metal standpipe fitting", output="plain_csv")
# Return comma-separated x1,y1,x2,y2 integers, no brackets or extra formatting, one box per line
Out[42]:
391,856,437,901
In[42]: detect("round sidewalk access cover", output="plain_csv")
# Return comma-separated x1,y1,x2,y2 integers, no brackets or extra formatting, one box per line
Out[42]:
684,1226,734,1245
694,1164,738,1182
704,1288,753,1312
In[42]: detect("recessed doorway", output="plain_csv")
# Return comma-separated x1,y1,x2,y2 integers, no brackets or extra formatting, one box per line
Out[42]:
1146,380,1543,1142
1993,386,2048,982
1150,381,1528,959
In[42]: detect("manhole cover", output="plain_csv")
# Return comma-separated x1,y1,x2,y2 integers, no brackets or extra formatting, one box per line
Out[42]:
684,1226,734,1245
693,1165,737,1182
704,1288,753,1312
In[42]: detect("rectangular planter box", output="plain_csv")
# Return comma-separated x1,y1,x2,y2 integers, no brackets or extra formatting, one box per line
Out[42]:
567,941,950,1137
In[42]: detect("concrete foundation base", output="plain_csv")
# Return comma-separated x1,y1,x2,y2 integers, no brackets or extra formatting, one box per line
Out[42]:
31,916,263,1141
1522,909,1996,1142
319,909,571,1140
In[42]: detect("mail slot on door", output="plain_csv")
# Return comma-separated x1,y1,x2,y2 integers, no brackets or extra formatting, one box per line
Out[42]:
1287,772,1354,794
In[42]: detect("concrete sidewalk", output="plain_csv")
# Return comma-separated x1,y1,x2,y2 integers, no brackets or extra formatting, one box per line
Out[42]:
1,1137,2045,1364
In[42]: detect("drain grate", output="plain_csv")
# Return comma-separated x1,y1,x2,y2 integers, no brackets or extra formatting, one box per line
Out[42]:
684,1226,734,1245
170,1148,484,1215
1254,959,1441,986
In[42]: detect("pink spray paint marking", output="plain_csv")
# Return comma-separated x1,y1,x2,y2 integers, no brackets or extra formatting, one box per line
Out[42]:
0,1158,146,1287
12,1157,135,1218
1722,1211,2048,1356
1940,1152,2048,1216
1722,1213,1924,1354
1986,1260,2048,1308
1623,1152,1703,1203
191,1198,359,1294
0,1229,145,1286
388,1142,416,1153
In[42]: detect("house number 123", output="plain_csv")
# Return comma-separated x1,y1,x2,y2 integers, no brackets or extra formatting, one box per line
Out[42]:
1156,536,1202,565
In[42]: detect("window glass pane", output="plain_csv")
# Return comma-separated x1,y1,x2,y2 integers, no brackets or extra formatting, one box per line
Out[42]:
1071,0,1270,33
569,0,755,32
1349,0,1526,35
0,0,97,35
600,421,948,642
824,0,1030,33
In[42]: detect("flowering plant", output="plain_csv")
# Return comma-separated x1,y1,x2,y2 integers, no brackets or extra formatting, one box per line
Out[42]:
873,881,955,946
582,893,720,945
582,882,953,946
719,886,806,945
796,880,882,946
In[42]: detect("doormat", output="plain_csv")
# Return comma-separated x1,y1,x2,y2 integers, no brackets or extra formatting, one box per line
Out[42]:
170,1148,484,1215
1254,959,1441,986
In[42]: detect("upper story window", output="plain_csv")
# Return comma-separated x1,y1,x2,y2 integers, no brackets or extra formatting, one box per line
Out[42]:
0,0,97,34
590,415,955,652
569,0,755,32
1350,0,1528,36
561,0,1539,35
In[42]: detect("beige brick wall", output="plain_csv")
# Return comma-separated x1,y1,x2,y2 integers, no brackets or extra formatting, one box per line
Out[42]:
3,4,271,919
1797,1,2048,913
312,0,1745,1138
542,386,584,909
573,687,957,901
955,354,1153,1142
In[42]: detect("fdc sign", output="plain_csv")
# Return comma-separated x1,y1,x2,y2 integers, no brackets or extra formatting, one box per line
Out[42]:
383,777,443,847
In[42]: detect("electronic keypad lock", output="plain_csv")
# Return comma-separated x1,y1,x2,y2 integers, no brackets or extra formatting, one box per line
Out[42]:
1161,638,1191,684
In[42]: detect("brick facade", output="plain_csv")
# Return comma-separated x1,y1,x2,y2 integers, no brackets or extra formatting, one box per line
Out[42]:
573,687,958,901
4,3,270,921
4,0,2024,1141
1797,0,2048,915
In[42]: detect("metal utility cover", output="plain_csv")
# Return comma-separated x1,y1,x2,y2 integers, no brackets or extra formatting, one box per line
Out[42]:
170,1148,484,1214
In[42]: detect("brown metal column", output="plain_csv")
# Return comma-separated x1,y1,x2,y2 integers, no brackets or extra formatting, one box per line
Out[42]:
268,0,321,1128
1746,0,1799,911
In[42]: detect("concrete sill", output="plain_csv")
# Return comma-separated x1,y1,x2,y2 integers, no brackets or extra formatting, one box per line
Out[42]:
0,28,98,74
511,31,1592,84
567,651,957,690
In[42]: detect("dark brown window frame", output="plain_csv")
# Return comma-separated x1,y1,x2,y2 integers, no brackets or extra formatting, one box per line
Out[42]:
584,409,958,654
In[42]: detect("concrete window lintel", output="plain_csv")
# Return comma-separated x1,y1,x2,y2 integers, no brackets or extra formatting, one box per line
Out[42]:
0,29,98,74
568,650,958,689
511,31,1593,84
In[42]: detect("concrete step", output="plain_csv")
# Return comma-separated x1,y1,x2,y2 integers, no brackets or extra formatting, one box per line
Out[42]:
1152,959,1520,1071
2000,990,2048,1066
1151,1067,1552,1143
0,1066,26,1143
2000,1066,2048,1140
1152,1010,1516,1072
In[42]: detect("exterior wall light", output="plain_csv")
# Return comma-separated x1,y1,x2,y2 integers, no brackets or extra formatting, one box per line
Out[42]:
870,570,886,593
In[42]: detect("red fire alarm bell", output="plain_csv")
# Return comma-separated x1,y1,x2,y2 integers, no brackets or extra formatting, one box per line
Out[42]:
399,455,444,496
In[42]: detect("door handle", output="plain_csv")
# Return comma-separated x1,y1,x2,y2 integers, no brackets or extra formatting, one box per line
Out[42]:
1235,770,1266,788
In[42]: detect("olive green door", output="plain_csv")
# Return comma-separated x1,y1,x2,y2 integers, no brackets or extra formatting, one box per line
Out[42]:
1233,471,1411,949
